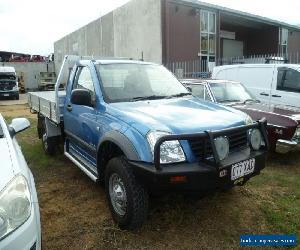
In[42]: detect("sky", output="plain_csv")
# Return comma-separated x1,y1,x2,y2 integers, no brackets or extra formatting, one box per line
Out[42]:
1,0,300,55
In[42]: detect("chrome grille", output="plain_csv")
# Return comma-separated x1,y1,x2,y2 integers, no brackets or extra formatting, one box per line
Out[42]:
189,130,248,160
0,82,15,91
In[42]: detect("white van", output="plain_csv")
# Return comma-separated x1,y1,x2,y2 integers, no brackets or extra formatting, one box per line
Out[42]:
212,64,300,108
0,66,19,100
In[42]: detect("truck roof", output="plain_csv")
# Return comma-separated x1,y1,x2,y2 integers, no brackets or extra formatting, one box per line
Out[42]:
0,66,16,73
80,59,158,65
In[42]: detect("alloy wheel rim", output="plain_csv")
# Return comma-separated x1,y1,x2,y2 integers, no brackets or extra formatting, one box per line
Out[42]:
42,133,48,150
109,173,127,216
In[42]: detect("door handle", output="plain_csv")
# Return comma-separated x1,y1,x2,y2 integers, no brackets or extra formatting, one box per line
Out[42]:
260,92,269,96
272,94,282,98
66,104,72,112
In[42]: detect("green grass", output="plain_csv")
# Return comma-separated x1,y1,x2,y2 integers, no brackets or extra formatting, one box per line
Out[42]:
248,157,300,245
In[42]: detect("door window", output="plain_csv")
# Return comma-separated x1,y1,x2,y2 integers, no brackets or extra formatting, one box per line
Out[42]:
73,66,96,99
277,68,300,93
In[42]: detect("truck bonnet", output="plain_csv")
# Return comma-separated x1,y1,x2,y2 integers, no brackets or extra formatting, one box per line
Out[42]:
108,97,248,136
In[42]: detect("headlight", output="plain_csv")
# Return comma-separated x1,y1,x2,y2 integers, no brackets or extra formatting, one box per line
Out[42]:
245,115,254,125
0,175,31,240
12,85,19,91
214,136,229,160
147,131,186,164
293,126,300,140
249,129,262,150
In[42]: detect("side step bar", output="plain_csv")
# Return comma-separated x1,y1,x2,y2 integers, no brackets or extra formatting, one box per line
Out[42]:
65,152,98,182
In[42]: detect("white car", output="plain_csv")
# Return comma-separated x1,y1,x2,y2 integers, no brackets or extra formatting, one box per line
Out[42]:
0,114,41,250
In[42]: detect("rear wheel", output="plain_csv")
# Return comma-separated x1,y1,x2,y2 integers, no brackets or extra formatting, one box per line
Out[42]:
41,119,57,156
105,156,149,230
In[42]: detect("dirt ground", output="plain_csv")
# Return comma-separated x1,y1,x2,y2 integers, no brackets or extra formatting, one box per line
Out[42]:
1,104,300,250
0,93,28,106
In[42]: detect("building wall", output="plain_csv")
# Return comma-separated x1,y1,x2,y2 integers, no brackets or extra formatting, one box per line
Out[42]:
288,30,300,55
164,1,200,63
54,13,115,72
113,0,162,62
54,0,162,73
1,62,55,90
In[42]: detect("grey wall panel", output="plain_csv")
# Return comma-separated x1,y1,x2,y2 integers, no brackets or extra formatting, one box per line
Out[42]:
54,0,162,70
113,0,162,63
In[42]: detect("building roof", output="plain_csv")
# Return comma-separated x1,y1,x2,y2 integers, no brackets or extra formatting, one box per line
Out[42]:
174,0,300,31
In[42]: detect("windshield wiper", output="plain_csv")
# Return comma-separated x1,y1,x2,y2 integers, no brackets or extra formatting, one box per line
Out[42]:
219,99,241,103
166,93,192,99
130,95,168,101
243,99,260,104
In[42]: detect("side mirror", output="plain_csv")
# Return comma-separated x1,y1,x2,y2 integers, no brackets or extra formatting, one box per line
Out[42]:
9,118,30,136
186,86,192,92
71,89,93,107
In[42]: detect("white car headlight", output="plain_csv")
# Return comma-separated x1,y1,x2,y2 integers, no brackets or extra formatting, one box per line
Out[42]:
214,136,229,161
147,131,186,164
249,129,262,150
12,85,19,91
245,115,254,125
0,174,31,240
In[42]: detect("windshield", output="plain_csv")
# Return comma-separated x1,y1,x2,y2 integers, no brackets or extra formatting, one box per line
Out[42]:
209,82,256,103
0,74,16,81
95,63,190,102
185,84,211,101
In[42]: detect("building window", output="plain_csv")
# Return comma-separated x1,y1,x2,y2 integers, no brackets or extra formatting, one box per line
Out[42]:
200,10,216,71
279,28,288,56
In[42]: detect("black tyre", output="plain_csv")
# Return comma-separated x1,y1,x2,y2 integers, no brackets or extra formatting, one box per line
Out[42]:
15,94,19,100
41,119,57,156
105,156,149,230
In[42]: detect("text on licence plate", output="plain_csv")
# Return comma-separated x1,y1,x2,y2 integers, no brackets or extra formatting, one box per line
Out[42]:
231,158,255,181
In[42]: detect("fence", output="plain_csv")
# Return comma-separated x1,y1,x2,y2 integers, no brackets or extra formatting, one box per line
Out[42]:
165,52,300,79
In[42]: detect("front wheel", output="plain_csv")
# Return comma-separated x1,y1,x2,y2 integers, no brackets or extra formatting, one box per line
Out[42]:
105,156,149,230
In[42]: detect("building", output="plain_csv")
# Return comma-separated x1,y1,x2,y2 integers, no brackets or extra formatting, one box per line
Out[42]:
54,0,300,73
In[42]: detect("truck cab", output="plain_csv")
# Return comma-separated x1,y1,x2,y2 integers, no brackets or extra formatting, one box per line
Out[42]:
29,56,269,230
0,67,19,100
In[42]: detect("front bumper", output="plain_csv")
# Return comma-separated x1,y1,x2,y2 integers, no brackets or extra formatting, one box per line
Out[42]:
0,172,41,250
0,91,19,97
130,148,266,193
276,139,300,154
131,118,268,194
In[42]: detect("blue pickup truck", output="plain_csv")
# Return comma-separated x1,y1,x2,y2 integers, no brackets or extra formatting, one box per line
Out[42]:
28,55,268,230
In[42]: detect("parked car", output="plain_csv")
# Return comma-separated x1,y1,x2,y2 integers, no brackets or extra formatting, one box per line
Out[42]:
0,67,19,100
0,115,41,250
212,64,300,108
181,79,300,153
28,55,268,230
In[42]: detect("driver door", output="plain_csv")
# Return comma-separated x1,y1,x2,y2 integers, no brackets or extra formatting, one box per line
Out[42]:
64,65,99,174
